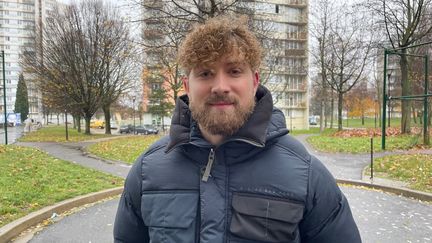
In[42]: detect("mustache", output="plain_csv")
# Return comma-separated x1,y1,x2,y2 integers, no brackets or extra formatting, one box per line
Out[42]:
205,94,237,104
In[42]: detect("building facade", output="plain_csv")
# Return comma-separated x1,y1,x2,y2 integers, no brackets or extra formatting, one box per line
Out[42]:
0,0,57,121
141,0,309,129
243,0,309,130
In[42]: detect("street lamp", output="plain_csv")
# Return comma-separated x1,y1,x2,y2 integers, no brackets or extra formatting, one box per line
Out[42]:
132,96,136,135
1,51,8,144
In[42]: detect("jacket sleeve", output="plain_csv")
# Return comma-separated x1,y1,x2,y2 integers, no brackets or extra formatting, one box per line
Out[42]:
299,156,362,243
114,156,150,243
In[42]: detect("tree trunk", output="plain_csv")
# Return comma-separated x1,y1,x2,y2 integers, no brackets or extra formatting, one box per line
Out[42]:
84,116,91,135
330,94,334,129
320,100,325,133
76,115,81,133
57,113,59,125
412,105,417,124
338,92,343,131
324,104,328,128
73,115,77,129
362,113,365,125
400,51,411,133
103,105,112,135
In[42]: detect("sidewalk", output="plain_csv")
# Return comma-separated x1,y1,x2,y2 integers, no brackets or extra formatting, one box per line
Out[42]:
11,136,432,243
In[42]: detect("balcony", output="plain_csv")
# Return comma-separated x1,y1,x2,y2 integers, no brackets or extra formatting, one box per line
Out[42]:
271,0,308,8
143,29,164,40
286,31,307,41
285,49,306,57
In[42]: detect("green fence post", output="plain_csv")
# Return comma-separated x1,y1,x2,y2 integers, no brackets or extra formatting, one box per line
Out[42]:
382,49,388,150
424,55,430,145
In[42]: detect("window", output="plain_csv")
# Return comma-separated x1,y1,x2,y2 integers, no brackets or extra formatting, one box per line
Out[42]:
275,5,279,13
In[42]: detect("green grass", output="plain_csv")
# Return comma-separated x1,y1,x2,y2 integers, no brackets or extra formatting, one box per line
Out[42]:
307,134,424,153
19,126,112,142
0,145,124,227
342,117,426,128
290,127,337,136
87,135,161,164
372,154,432,193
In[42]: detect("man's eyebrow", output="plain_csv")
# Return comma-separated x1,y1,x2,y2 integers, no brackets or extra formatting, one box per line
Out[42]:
226,61,246,66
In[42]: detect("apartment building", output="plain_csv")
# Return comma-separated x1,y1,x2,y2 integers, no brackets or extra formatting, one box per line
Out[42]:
141,0,309,129
0,0,57,120
244,0,309,130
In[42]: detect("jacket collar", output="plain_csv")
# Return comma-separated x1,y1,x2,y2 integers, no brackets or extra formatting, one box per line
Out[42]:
166,85,287,152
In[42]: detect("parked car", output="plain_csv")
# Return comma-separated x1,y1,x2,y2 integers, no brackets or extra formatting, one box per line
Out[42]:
309,116,318,125
119,124,133,134
134,125,159,135
90,120,105,129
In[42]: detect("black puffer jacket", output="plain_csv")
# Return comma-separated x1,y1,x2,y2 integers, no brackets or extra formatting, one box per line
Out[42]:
114,85,361,243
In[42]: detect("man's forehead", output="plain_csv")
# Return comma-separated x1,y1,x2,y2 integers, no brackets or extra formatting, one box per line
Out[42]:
194,57,248,69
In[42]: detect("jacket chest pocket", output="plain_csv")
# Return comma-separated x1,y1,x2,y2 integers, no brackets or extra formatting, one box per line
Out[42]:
141,191,198,243
229,193,304,243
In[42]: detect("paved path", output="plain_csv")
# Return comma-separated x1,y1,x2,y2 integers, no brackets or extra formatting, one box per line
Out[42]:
16,141,130,178
12,135,432,243
0,126,23,144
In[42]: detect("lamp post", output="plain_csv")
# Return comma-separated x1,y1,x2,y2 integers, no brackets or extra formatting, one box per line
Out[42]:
132,96,136,135
1,51,7,144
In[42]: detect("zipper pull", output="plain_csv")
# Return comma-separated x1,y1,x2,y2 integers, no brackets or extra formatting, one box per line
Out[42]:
202,148,215,182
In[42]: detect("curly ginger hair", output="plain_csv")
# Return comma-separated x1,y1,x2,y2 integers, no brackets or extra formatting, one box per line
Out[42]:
178,15,262,73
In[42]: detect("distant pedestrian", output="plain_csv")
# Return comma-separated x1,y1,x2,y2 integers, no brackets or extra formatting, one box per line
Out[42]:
24,118,32,133
114,15,361,243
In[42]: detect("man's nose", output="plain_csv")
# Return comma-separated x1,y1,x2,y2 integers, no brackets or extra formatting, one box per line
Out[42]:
211,72,230,94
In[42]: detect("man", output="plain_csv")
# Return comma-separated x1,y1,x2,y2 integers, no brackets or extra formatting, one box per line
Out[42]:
114,15,361,243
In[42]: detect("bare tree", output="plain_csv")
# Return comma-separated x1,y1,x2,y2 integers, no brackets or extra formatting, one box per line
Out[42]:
310,0,335,132
22,0,134,135
362,0,432,133
136,0,290,108
322,3,374,131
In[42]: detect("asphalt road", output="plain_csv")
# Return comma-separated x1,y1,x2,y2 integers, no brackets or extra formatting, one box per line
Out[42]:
27,187,432,243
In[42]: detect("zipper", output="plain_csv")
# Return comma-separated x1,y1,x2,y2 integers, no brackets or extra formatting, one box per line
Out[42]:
201,148,215,182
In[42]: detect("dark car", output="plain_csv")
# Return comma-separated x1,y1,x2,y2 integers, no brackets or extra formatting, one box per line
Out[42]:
134,125,159,135
119,124,133,134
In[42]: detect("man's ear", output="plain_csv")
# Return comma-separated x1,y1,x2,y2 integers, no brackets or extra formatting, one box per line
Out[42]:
182,76,189,94
253,71,260,93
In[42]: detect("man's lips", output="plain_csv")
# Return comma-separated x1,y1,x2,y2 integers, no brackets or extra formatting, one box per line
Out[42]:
208,102,234,107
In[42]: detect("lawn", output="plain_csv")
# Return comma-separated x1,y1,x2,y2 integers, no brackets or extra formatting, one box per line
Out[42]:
87,135,161,164
307,134,423,153
19,125,112,142
0,145,124,227
372,154,432,193
290,127,336,136
341,117,427,129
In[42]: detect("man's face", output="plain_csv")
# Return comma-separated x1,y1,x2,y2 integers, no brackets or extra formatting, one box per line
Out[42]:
184,56,259,137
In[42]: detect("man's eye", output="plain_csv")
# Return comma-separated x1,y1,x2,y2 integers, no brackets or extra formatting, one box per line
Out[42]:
231,69,242,75
199,71,211,77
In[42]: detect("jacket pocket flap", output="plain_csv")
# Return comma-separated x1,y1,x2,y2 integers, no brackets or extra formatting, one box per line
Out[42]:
232,194,304,223
141,192,198,228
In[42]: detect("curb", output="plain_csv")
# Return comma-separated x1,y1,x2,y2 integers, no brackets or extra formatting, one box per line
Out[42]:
336,179,432,202
0,187,123,243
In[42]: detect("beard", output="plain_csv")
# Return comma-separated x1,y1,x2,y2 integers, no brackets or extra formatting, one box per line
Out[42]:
190,93,255,137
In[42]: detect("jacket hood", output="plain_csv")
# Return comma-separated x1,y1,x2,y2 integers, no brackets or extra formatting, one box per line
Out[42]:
166,85,288,152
